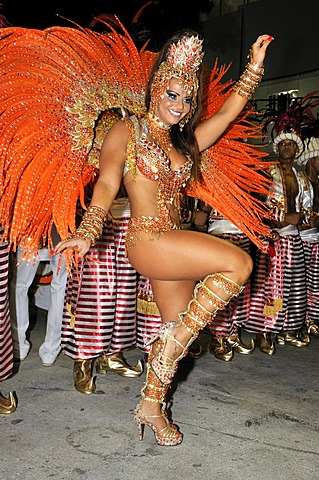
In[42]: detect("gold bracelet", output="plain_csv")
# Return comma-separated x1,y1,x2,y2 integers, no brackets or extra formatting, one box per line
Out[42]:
233,61,264,100
72,205,107,246
246,62,264,76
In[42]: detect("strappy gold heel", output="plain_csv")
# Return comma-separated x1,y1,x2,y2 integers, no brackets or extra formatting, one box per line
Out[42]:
134,401,182,446
151,274,244,384
135,273,244,445
133,343,180,446
0,391,17,414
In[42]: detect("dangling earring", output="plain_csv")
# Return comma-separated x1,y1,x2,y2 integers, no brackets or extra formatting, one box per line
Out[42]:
179,98,196,131
179,112,191,131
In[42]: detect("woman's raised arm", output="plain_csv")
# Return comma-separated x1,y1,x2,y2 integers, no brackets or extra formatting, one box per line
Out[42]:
195,34,274,152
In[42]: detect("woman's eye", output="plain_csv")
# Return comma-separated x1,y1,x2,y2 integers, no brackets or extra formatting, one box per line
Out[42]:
184,97,192,105
167,91,177,100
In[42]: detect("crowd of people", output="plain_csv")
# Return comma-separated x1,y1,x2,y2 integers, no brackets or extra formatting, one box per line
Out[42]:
193,116,319,360
0,15,317,447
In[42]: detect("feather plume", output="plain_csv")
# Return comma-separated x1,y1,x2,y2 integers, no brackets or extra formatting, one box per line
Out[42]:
186,63,272,250
261,91,319,141
0,22,155,264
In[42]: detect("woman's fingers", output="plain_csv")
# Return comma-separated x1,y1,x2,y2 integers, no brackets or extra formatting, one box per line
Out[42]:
250,34,274,65
53,238,91,257
255,34,274,45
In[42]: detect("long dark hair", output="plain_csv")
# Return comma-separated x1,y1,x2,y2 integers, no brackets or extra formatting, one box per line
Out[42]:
145,30,204,181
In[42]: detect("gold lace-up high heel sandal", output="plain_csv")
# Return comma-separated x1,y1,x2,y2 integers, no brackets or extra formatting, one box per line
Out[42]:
151,274,244,385
134,273,244,446
134,351,182,446
0,391,17,414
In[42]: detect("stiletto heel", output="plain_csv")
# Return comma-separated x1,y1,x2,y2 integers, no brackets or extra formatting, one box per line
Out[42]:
136,413,145,441
0,391,17,414
135,273,244,445
134,402,182,446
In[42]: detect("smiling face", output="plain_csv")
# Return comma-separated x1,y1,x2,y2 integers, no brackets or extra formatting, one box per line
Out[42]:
154,77,192,127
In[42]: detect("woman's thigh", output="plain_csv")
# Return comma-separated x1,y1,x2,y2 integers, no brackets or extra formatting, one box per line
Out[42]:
128,229,252,283
150,278,196,322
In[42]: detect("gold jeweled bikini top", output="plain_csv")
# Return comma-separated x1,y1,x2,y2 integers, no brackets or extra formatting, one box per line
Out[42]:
124,115,193,224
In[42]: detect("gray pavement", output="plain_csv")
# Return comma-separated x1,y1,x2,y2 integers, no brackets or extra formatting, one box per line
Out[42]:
1,309,319,480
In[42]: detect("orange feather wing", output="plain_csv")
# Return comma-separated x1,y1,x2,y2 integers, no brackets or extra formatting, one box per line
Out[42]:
0,25,155,261
186,62,272,250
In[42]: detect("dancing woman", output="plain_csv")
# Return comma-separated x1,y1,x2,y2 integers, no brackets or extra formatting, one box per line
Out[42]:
56,30,273,446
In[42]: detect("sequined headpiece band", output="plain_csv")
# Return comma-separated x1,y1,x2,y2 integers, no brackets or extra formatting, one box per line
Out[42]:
166,35,204,75
149,35,204,128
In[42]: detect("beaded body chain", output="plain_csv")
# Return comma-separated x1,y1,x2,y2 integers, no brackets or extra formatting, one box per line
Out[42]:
125,116,193,251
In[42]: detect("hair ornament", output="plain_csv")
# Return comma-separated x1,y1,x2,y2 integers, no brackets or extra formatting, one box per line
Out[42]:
166,35,204,74
149,35,204,129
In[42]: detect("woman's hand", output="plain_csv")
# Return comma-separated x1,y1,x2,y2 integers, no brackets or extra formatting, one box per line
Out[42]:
54,236,92,260
249,34,274,67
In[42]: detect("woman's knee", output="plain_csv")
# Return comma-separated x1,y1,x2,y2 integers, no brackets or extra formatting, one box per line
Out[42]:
226,249,253,285
237,250,253,283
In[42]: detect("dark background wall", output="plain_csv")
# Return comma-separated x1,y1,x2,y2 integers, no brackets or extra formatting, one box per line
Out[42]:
242,0,319,79
201,0,319,81
0,0,213,50
2,0,319,82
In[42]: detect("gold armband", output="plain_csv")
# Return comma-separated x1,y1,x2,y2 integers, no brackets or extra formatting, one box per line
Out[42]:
72,205,107,246
233,62,264,100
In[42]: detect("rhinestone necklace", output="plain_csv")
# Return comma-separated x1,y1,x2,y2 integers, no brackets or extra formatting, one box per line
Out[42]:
147,113,173,158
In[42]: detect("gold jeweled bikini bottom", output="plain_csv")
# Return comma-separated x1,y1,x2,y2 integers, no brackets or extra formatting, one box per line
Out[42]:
125,215,179,253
